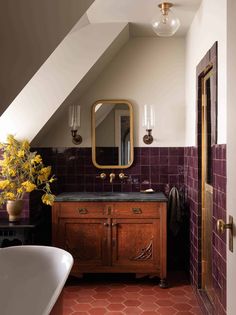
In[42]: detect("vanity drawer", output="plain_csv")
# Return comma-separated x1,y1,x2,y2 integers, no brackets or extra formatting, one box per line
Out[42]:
57,202,106,217
113,202,162,218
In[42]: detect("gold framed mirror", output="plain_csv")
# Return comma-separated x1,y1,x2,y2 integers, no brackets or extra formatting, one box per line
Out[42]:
91,99,134,169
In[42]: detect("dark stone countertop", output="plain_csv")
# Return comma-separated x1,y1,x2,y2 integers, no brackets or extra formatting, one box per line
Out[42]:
55,192,168,202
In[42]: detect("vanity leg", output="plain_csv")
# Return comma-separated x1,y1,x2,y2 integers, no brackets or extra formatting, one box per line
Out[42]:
159,278,168,288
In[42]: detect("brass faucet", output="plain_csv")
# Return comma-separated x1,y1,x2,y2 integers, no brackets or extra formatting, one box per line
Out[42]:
109,172,115,183
96,173,106,180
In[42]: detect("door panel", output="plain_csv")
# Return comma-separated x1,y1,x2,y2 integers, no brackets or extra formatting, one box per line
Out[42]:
112,218,160,269
61,218,110,267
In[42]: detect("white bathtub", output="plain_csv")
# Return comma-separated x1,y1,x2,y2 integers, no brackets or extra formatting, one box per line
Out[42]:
0,245,73,315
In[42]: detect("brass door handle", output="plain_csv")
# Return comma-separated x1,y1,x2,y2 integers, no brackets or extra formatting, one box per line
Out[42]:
217,219,233,234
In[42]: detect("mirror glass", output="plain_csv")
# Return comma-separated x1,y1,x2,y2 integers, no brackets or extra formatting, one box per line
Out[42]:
92,100,134,169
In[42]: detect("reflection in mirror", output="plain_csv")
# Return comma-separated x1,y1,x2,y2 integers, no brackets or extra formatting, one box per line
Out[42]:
92,100,134,169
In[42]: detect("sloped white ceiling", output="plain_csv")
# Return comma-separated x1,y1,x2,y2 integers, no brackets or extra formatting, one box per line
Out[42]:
0,0,94,116
0,22,129,142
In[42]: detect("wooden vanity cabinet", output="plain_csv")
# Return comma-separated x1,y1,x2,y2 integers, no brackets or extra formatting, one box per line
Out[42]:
52,201,167,286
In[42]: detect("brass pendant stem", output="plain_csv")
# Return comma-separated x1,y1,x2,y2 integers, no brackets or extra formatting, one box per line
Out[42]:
158,2,173,15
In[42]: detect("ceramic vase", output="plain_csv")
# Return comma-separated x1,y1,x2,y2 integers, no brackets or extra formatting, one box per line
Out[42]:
6,200,24,222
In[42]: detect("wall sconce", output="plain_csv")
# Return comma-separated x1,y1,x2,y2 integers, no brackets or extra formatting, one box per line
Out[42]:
69,105,82,145
142,104,155,145
151,2,180,37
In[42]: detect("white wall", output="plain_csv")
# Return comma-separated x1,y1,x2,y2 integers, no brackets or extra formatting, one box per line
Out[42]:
227,1,236,314
35,37,186,147
185,0,227,145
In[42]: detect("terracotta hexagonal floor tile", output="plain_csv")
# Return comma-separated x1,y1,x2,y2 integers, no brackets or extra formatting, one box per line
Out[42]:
169,289,186,296
138,295,157,303
124,306,143,314
107,295,126,303
175,312,194,315
174,303,192,311
72,303,92,312
140,289,156,296
64,291,79,299
107,303,126,311
191,306,203,315
109,289,126,296
76,296,95,303
155,299,175,307
187,298,198,306
94,286,111,292
124,285,142,293
78,289,97,296
155,292,172,299
170,296,191,304
141,311,161,315
88,307,107,315
158,306,178,315
92,293,111,300
73,312,89,315
140,302,159,311
124,292,142,299
64,298,78,308
124,299,142,307
90,299,109,308
63,306,74,315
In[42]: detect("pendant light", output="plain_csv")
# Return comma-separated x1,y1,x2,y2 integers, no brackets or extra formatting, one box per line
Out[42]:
152,2,180,37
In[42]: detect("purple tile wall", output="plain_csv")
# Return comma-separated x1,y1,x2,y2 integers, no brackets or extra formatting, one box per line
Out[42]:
212,144,227,315
184,147,200,288
185,145,227,315
35,147,185,195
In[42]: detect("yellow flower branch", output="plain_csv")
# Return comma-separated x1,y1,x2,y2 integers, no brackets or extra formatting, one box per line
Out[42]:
0,135,56,206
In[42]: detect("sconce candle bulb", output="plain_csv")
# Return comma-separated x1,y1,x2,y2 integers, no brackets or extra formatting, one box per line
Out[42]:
142,104,155,145
69,105,82,145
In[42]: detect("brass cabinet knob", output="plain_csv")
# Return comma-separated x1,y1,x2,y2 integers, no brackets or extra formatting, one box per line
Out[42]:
217,219,233,234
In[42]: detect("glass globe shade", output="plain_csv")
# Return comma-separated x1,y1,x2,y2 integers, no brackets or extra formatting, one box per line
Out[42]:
152,9,180,37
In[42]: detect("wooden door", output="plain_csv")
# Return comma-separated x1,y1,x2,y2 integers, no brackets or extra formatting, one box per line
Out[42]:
111,218,160,273
58,218,111,274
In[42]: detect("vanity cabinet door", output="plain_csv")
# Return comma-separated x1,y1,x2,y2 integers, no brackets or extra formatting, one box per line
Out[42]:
57,218,111,274
111,218,161,273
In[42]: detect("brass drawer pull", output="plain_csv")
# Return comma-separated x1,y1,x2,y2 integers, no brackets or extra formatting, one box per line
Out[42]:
104,222,109,227
132,208,142,214
112,222,117,227
78,208,88,214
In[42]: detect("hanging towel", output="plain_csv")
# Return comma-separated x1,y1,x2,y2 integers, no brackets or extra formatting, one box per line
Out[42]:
168,186,183,236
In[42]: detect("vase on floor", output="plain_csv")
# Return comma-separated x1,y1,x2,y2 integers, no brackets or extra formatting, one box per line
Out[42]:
6,200,24,222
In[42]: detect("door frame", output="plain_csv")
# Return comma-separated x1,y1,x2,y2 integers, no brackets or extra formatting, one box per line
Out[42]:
195,42,220,314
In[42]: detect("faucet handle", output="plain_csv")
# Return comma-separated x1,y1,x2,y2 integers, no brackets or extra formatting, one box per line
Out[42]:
109,172,116,183
96,173,106,180
119,172,128,180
